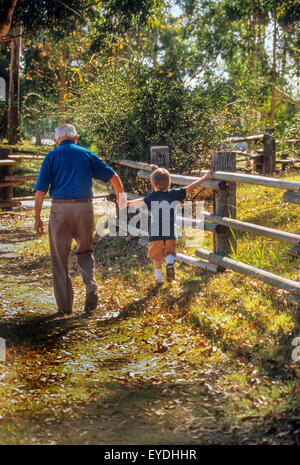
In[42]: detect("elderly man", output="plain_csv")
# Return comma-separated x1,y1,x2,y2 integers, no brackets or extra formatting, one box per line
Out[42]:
34,123,124,315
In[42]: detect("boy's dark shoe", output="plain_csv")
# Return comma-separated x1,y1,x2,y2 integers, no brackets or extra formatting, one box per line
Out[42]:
166,264,175,282
84,292,99,313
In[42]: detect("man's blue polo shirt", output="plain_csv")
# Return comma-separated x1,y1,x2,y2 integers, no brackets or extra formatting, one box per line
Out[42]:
34,140,115,199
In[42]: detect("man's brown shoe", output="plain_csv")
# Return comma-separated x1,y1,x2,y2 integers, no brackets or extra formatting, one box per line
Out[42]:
84,292,99,313
57,308,72,316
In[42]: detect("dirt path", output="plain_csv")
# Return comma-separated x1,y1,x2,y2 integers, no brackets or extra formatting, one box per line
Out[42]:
0,209,299,445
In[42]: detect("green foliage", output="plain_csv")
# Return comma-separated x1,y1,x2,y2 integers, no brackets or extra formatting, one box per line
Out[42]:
10,0,89,35
7,0,299,163
66,56,238,183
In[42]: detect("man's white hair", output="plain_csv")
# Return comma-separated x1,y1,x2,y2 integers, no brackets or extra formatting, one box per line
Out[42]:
54,123,78,140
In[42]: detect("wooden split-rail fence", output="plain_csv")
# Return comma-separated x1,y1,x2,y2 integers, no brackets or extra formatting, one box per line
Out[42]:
1,131,299,207
0,146,40,208
223,131,300,175
111,146,300,308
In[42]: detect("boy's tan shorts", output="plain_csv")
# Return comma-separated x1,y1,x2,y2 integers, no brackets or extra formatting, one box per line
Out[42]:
147,239,176,261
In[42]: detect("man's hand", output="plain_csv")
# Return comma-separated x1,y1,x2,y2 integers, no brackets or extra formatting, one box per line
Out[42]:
35,218,44,236
34,190,45,236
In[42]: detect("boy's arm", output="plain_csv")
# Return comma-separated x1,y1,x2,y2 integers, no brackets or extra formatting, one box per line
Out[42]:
127,198,146,208
185,170,212,194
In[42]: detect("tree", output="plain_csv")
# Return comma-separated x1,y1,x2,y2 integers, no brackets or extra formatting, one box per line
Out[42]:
2,0,160,142
176,0,300,133
7,23,22,143
1,0,91,142
0,0,18,40
0,43,10,141
22,25,87,140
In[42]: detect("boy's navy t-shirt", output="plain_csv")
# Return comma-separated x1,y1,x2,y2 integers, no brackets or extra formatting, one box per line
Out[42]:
34,139,115,199
143,187,186,242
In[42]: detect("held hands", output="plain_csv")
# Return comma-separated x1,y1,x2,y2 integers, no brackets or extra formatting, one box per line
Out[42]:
203,169,213,179
117,192,127,210
35,218,44,236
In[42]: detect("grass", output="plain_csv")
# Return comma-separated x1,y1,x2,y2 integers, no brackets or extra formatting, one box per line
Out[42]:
0,152,300,444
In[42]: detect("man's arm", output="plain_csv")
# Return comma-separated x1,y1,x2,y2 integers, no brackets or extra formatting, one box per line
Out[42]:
34,190,45,236
185,170,212,194
110,173,126,208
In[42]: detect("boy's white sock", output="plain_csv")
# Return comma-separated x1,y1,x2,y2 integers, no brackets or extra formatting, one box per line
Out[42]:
155,269,163,282
166,255,174,265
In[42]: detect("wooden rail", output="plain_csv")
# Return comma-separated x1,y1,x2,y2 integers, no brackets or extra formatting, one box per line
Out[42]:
224,134,264,143
195,248,300,296
0,159,17,166
116,159,226,189
210,171,300,191
0,148,17,208
0,181,21,187
137,169,226,190
115,159,300,191
4,175,38,182
8,154,45,160
203,212,300,245
0,146,42,208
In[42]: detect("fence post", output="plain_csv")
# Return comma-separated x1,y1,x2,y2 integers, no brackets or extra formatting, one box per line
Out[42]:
0,147,13,208
280,153,288,172
212,152,236,256
263,129,276,175
150,146,169,168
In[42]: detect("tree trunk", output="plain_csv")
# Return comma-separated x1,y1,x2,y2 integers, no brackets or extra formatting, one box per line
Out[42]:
270,1,278,129
7,23,22,144
0,0,18,40
59,42,67,121
248,12,258,129
35,130,42,146
280,31,289,78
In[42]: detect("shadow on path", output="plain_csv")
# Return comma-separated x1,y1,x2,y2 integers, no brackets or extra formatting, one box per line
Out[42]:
0,312,92,350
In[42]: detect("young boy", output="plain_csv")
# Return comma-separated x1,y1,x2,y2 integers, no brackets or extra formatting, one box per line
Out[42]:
126,167,212,284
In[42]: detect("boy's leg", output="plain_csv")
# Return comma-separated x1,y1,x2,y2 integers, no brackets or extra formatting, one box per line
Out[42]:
164,240,176,281
147,241,164,283
166,255,174,265
152,258,163,283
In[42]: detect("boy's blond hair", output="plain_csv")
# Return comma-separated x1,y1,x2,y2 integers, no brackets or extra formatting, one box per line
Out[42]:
150,168,171,191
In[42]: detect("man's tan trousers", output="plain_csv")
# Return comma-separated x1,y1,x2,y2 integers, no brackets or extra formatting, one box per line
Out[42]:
48,200,97,314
